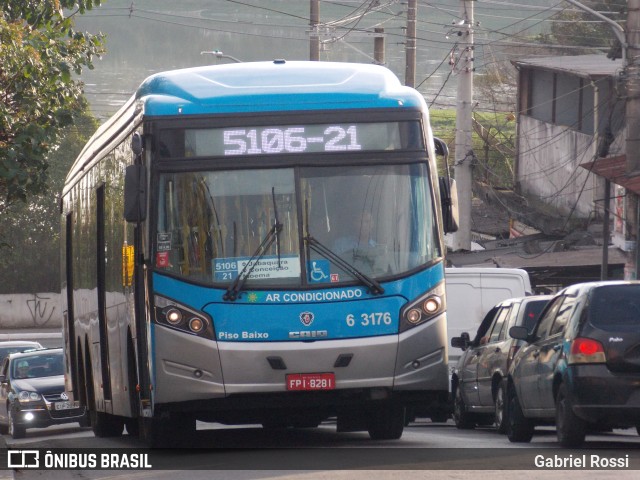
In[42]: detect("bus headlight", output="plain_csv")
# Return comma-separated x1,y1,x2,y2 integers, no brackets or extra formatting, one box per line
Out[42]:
407,309,422,324
165,308,182,325
400,281,446,332
423,296,441,314
188,317,204,333
154,295,214,340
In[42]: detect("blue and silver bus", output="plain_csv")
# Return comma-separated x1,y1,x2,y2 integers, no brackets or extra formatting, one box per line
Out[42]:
61,60,458,445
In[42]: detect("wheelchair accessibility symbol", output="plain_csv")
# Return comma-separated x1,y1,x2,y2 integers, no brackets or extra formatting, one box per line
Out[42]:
308,260,330,283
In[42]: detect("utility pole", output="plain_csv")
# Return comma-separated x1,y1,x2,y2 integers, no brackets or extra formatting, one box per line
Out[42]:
310,0,320,61
374,27,385,65
626,0,640,279
405,0,416,87
451,1,475,251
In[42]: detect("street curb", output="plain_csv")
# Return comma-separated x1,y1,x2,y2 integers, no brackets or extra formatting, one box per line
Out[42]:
0,435,15,480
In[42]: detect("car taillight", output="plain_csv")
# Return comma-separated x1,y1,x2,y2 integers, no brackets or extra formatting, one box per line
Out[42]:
568,337,606,365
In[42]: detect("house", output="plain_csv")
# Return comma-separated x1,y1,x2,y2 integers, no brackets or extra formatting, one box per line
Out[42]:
444,55,632,290
512,54,625,223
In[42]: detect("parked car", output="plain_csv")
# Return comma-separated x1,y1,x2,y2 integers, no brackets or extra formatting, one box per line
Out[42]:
0,348,88,438
0,341,43,364
450,295,551,432
506,281,640,447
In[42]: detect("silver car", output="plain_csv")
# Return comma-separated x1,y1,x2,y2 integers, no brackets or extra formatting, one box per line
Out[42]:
0,341,43,364
450,295,551,432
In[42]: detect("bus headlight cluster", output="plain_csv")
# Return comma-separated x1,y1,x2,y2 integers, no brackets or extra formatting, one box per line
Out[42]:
154,295,214,339
400,282,446,332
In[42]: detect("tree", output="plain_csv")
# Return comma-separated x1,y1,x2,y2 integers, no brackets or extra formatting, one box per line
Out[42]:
0,0,105,216
538,1,626,56
0,108,98,293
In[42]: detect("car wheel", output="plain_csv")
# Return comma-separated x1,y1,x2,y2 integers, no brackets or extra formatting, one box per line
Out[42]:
367,402,405,440
9,411,26,439
494,380,508,434
555,383,586,448
506,384,534,443
453,387,475,429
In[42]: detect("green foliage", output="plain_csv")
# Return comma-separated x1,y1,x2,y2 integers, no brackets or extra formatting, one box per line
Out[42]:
0,0,105,214
538,1,626,52
0,109,99,293
430,109,517,188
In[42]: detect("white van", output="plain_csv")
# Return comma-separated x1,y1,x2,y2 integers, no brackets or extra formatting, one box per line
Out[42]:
445,267,532,368
407,267,533,423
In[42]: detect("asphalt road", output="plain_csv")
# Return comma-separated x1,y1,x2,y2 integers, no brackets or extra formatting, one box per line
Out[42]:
2,417,639,479
2,330,638,477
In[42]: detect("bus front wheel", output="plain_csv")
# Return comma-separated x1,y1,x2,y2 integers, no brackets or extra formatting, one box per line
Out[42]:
141,416,195,448
367,402,405,440
91,411,124,437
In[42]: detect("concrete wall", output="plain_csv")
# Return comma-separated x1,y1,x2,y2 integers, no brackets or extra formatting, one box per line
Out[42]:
517,115,597,218
0,293,62,329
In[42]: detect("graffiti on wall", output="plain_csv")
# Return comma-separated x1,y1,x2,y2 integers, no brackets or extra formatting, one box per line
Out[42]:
26,294,56,327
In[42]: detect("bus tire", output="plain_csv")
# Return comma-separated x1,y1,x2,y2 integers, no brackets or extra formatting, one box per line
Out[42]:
91,411,124,438
140,418,166,448
78,412,91,428
367,402,404,440
124,417,140,436
141,416,195,448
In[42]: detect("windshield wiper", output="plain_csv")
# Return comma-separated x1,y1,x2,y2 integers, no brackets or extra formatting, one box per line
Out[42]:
223,222,282,301
224,188,283,302
304,235,384,295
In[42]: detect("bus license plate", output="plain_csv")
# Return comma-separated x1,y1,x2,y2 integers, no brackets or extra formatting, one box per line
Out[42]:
286,373,335,391
54,400,79,411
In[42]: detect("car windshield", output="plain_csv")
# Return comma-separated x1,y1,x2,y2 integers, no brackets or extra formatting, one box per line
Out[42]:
589,284,640,331
0,344,40,364
155,164,440,287
12,352,64,379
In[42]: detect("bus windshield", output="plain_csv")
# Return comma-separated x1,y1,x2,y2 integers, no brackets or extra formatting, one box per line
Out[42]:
155,163,440,287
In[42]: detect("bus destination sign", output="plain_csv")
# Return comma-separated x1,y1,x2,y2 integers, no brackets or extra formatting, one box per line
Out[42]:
185,121,414,157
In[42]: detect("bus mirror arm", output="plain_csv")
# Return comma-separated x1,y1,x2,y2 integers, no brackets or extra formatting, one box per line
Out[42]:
433,137,458,234
124,164,147,223
433,137,449,158
439,177,459,234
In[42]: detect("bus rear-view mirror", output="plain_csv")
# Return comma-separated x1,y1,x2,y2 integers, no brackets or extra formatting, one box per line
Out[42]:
124,164,147,223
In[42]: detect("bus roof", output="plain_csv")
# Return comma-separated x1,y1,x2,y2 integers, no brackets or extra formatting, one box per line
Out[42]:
64,61,428,190
136,60,426,115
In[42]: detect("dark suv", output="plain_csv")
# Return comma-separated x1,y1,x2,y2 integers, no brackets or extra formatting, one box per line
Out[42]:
506,281,640,447
450,295,551,432
0,348,88,438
